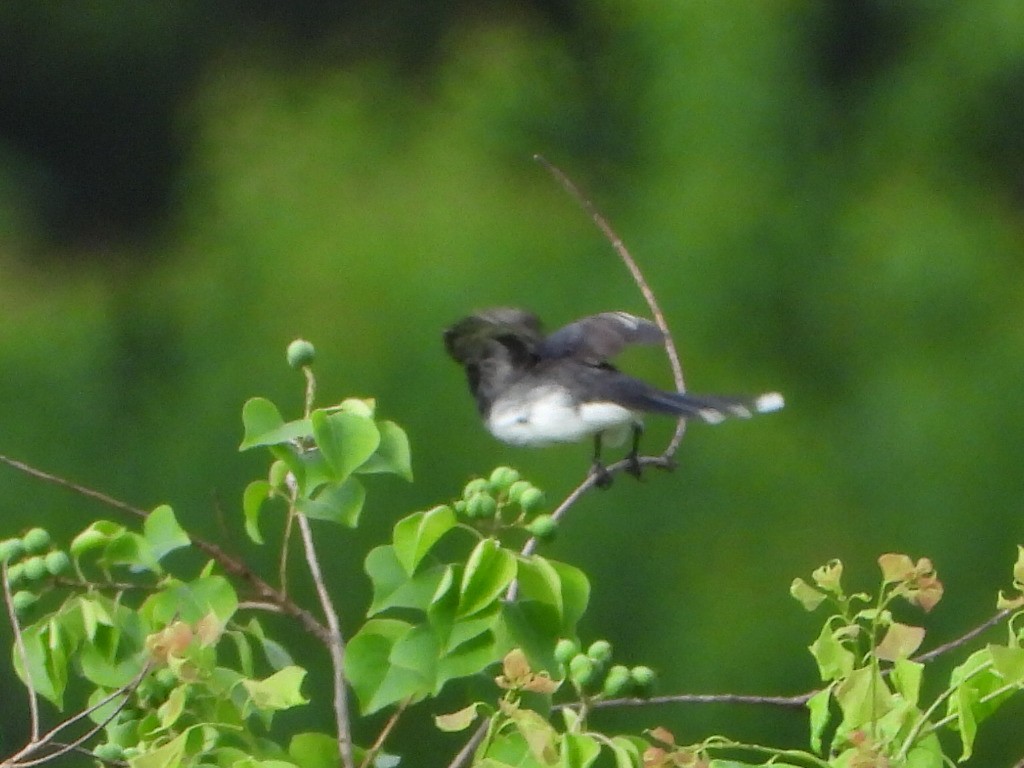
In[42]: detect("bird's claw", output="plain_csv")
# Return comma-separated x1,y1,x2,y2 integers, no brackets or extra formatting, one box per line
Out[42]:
590,462,614,490
625,453,643,480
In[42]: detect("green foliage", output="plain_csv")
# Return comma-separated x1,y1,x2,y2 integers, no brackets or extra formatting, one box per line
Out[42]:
3,348,1024,768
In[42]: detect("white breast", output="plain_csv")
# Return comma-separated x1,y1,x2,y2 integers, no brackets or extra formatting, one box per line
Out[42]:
486,386,638,447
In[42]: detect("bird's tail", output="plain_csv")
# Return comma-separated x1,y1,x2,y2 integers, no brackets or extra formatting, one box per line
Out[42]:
637,389,784,424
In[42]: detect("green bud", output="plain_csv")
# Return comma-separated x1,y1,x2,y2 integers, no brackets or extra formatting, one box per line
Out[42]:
587,639,613,665
488,466,520,491
554,639,580,666
462,478,490,499
6,562,24,587
506,480,534,504
518,488,546,513
11,590,37,615
466,494,498,519
602,664,633,697
21,528,51,554
0,538,24,563
22,556,48,582
286,338,316,369
526,514,557,541
630,665,657,695
568,654,597,688
44,551,70,576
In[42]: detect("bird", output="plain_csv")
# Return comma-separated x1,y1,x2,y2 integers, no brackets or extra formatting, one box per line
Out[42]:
443,308,783,485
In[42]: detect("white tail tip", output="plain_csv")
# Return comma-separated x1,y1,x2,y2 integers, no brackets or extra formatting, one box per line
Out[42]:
755,392,785,413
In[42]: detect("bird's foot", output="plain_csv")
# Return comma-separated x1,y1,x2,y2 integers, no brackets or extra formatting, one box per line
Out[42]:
590,462,614,490
657,456,678,473
625,452,644,480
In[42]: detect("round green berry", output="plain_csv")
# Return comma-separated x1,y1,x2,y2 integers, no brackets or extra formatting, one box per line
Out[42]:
587,639,613,665
518,488,545,513
554,639,580,666
5,562,24,587
602,664,633,697
286,339,316,369
630,665,657,695
0,538,24,563
568,654,597,688
466,493,497,519
44,551,70,576
506,480,533,504
488,466,520,491
462,478,490,499
11,590,37,615
22,556,48,581
21,528,50,554
526,514,557,541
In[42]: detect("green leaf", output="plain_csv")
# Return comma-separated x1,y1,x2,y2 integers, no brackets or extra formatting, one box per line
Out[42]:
946,646,1016,758
806,685,832,754
133,731,187,768
158,685,187,729
515,555,563,620
608,736,641,768
548,560,589,631
891,658,923,706
289,733,340,768
240,398,312,450
144,504,191,561
393,505,457,575
560,733,601,768
435,703,483,732
12,621,66,707
70,520,124,559
808,621,855,682
358,420,413,481
345,619,430,714
243,480,273,544
311,410,380,483
242,618,294,670
104,531,162,574
242,666,309,712
296,477,366,527
834,666,893,732
458,539,516,618
790,577,827,611
989,643,1024,684
874,622,925,661
142,575,239,624
366,545,450,615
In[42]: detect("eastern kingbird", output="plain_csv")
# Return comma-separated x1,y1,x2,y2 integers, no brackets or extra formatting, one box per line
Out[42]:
444,308,783,482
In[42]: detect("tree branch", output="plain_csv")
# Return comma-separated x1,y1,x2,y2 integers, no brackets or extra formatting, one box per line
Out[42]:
0,453,329,644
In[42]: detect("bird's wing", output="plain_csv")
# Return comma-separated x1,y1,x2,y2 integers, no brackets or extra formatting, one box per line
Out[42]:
539,312,664,364
444,308,544,364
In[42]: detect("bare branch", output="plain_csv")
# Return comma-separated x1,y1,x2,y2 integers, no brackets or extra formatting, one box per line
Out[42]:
2,561,40,742
446,721,489,768
3,663,150,767
296,513,355,768
912,608,1010,664
0,453,330,645
516,158,686,564
359,699,409,768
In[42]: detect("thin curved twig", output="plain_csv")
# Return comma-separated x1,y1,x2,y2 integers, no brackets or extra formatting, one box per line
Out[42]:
0,453,329,644
2,561,40,743
515,158,687,563
296,513,355,768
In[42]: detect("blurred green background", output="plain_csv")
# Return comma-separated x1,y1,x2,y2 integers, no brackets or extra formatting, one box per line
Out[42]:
2,1,1024,763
